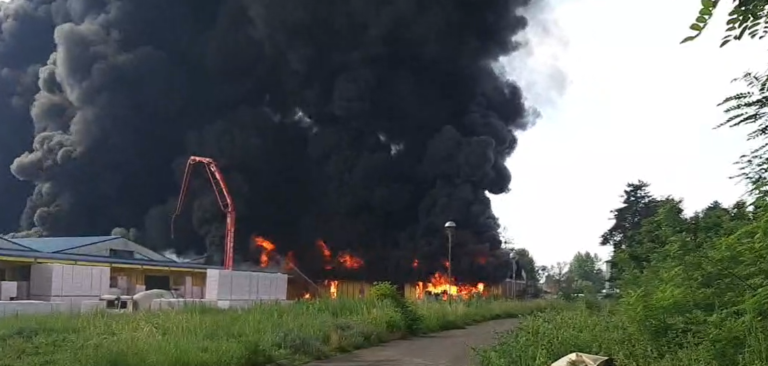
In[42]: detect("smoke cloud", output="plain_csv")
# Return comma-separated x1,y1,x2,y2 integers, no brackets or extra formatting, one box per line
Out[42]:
1,0,542,284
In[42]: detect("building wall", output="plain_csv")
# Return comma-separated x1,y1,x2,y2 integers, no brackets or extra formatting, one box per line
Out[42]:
61,238,170,261
109,267,205,297
313,281,371,299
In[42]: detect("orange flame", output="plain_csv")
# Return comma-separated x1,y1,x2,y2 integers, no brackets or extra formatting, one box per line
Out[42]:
415,271,485,300
302,292,311,299
316,240,333,269
338,251,364,269
325,280,338,299
252,236,276,267
442,260,450,269
412,259,419,268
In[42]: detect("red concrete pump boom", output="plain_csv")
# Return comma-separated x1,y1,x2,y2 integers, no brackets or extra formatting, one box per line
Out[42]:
171,156,236,270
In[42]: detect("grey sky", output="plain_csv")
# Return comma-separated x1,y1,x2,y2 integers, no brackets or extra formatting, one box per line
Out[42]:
494,0,768,266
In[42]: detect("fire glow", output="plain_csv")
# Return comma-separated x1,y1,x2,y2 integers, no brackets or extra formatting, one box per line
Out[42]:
253,236,276,267
415,272,485,300
251,236,484,302
251,236,365,270
326,280,338,299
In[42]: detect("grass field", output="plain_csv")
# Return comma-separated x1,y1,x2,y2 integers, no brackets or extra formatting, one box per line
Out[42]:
477,301,768,366
0,298,555,366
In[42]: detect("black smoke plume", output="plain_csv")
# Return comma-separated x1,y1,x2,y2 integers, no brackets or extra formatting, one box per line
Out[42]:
1,0,537,285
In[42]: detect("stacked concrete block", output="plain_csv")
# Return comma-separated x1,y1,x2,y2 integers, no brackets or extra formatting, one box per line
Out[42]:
261,273,287,300
231,271,250,300
275,274,288,300
15,281,29,300
80,301,106,313
29,264,109,313
215,300,254,309
257,272,270,299
205,270,288,303
149,298,217,311
0,300,64,317
0,281,17,301
182,276,193,298
247,272,260,300
205,269,232,300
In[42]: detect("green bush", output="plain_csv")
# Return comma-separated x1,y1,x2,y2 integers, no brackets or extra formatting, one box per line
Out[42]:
370,282,422,334
477,306,768,366
478,192,768,366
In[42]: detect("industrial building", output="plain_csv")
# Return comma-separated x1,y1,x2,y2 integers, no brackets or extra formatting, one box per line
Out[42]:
0,236,288,316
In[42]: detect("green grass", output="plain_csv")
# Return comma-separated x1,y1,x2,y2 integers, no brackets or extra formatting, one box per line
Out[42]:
476,302,768,366
0,298,557,366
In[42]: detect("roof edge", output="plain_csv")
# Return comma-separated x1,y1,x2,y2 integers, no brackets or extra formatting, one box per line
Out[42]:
0,236,38,251
51,236,121,253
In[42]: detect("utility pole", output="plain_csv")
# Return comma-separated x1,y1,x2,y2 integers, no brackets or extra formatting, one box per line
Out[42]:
445,221,456,304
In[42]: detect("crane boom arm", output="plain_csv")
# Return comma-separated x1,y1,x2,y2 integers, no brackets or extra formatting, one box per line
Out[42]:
171,156,236,270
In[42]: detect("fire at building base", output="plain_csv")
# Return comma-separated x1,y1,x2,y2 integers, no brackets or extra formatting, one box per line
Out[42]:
287,278,527,302
250,236,528,302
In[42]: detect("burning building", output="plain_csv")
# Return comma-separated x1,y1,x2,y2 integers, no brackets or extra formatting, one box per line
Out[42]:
251,235,507,301
0,0,539,290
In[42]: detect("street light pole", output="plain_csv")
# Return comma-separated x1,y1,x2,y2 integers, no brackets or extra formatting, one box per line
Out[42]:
445,221,456,304
510,251,518,300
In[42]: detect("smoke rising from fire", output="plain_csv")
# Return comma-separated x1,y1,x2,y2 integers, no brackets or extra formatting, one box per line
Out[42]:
0,0,545,284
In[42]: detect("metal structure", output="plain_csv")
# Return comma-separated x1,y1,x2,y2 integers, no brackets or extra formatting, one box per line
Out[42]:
509,251,518,300
444,221,456,303
172,156,236,270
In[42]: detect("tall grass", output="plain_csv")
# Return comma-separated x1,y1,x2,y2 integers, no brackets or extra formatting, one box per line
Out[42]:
477,303,768,366
0,298,554,366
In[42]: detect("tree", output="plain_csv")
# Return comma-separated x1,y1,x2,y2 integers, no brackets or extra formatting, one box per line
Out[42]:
510,248,536,281
569,251,605,293
600,181,660,281
543,261,573,296
616,189,768,360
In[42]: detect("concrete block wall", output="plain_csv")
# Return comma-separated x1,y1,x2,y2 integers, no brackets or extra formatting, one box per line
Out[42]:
0,299,106,318
205,269,288,301
29,264,110,313
0,281,17,301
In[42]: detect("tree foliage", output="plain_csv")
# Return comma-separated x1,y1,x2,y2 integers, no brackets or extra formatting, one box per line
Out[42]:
682,1,768,191
569,251,605,293
682,0,768,47
717,70,768,190
600,181,664,281
600,181,768,363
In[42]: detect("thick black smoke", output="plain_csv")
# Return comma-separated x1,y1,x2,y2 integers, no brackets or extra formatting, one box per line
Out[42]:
1,0,537,284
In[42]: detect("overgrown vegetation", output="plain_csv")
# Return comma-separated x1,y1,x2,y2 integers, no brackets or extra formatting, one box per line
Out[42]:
0,296,555,366
478,182,768,366
370,282,423,334
478,5,768,362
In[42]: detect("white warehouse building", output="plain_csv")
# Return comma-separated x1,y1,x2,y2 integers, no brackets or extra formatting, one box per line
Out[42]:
0,236,288,316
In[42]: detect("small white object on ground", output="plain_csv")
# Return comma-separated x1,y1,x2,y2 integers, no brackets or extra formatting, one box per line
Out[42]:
550,352,614,366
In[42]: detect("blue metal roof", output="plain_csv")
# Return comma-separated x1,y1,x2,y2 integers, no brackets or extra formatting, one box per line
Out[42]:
11,236,119,253
0,236,33,250
0,247,220,270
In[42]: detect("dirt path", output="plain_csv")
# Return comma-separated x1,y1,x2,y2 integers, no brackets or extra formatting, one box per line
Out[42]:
305,318,519,366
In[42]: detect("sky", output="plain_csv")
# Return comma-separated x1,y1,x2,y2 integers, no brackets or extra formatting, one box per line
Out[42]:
492,0,768,267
